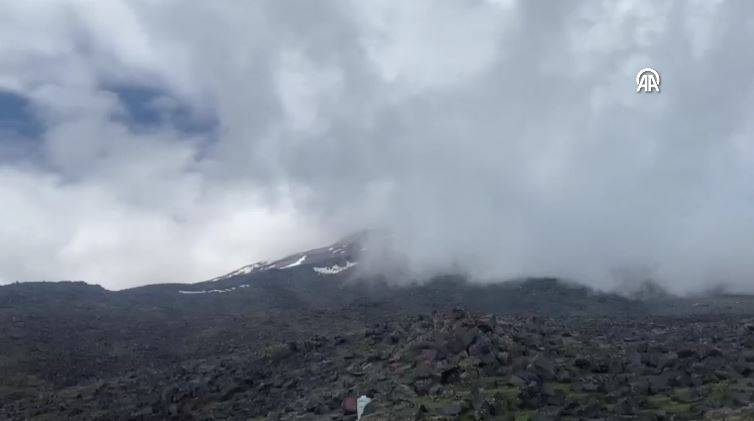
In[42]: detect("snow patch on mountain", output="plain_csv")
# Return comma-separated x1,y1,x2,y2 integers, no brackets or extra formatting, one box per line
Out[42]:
313,261,357,275
210,262,269,282
179,284,250,294
280,255,307,269
179,287,235,294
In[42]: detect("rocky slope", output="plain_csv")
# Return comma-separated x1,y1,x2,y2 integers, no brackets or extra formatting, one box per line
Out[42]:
4,235,754,420
4,309,754,420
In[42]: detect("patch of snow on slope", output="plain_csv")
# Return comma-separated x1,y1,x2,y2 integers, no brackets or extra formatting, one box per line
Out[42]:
280,255,307,269
178,284,251,294
313,261,357,275
210,262,269,281
179,287,236,294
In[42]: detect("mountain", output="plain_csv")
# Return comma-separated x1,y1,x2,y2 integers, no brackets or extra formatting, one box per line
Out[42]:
3,234,754,420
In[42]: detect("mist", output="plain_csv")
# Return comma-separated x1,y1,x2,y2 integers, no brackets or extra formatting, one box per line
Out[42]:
1,1,754,293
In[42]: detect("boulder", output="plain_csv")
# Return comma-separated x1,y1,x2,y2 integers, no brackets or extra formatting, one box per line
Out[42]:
528,354,556,381
440,401,464,416
342,396,357,414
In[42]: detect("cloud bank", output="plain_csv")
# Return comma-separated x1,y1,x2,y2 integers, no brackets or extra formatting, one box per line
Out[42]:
1,0,754,293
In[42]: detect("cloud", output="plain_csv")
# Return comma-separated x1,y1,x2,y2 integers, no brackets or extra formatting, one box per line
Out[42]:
1,0,754,293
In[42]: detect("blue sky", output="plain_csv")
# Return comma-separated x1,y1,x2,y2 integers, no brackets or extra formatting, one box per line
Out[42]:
108,85,217,135
0,90,42,138
0,84,215,155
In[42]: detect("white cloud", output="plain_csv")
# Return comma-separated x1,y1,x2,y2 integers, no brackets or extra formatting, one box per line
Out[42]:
0,166,324,289
1,0,754,294
275,50,344,133
356,0,511,90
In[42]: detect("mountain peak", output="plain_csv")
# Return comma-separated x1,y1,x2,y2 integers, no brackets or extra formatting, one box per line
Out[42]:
207,231,367,283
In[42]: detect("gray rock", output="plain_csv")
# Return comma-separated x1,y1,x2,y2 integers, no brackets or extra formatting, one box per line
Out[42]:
440,401,464,416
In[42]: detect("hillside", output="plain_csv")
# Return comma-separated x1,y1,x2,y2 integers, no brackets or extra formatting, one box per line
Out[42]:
3,236,754,420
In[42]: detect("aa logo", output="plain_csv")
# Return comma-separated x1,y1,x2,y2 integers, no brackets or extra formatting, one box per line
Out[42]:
636,68,660,93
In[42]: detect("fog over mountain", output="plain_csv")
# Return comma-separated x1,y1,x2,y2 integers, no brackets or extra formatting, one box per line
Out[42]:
1,1,754,293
